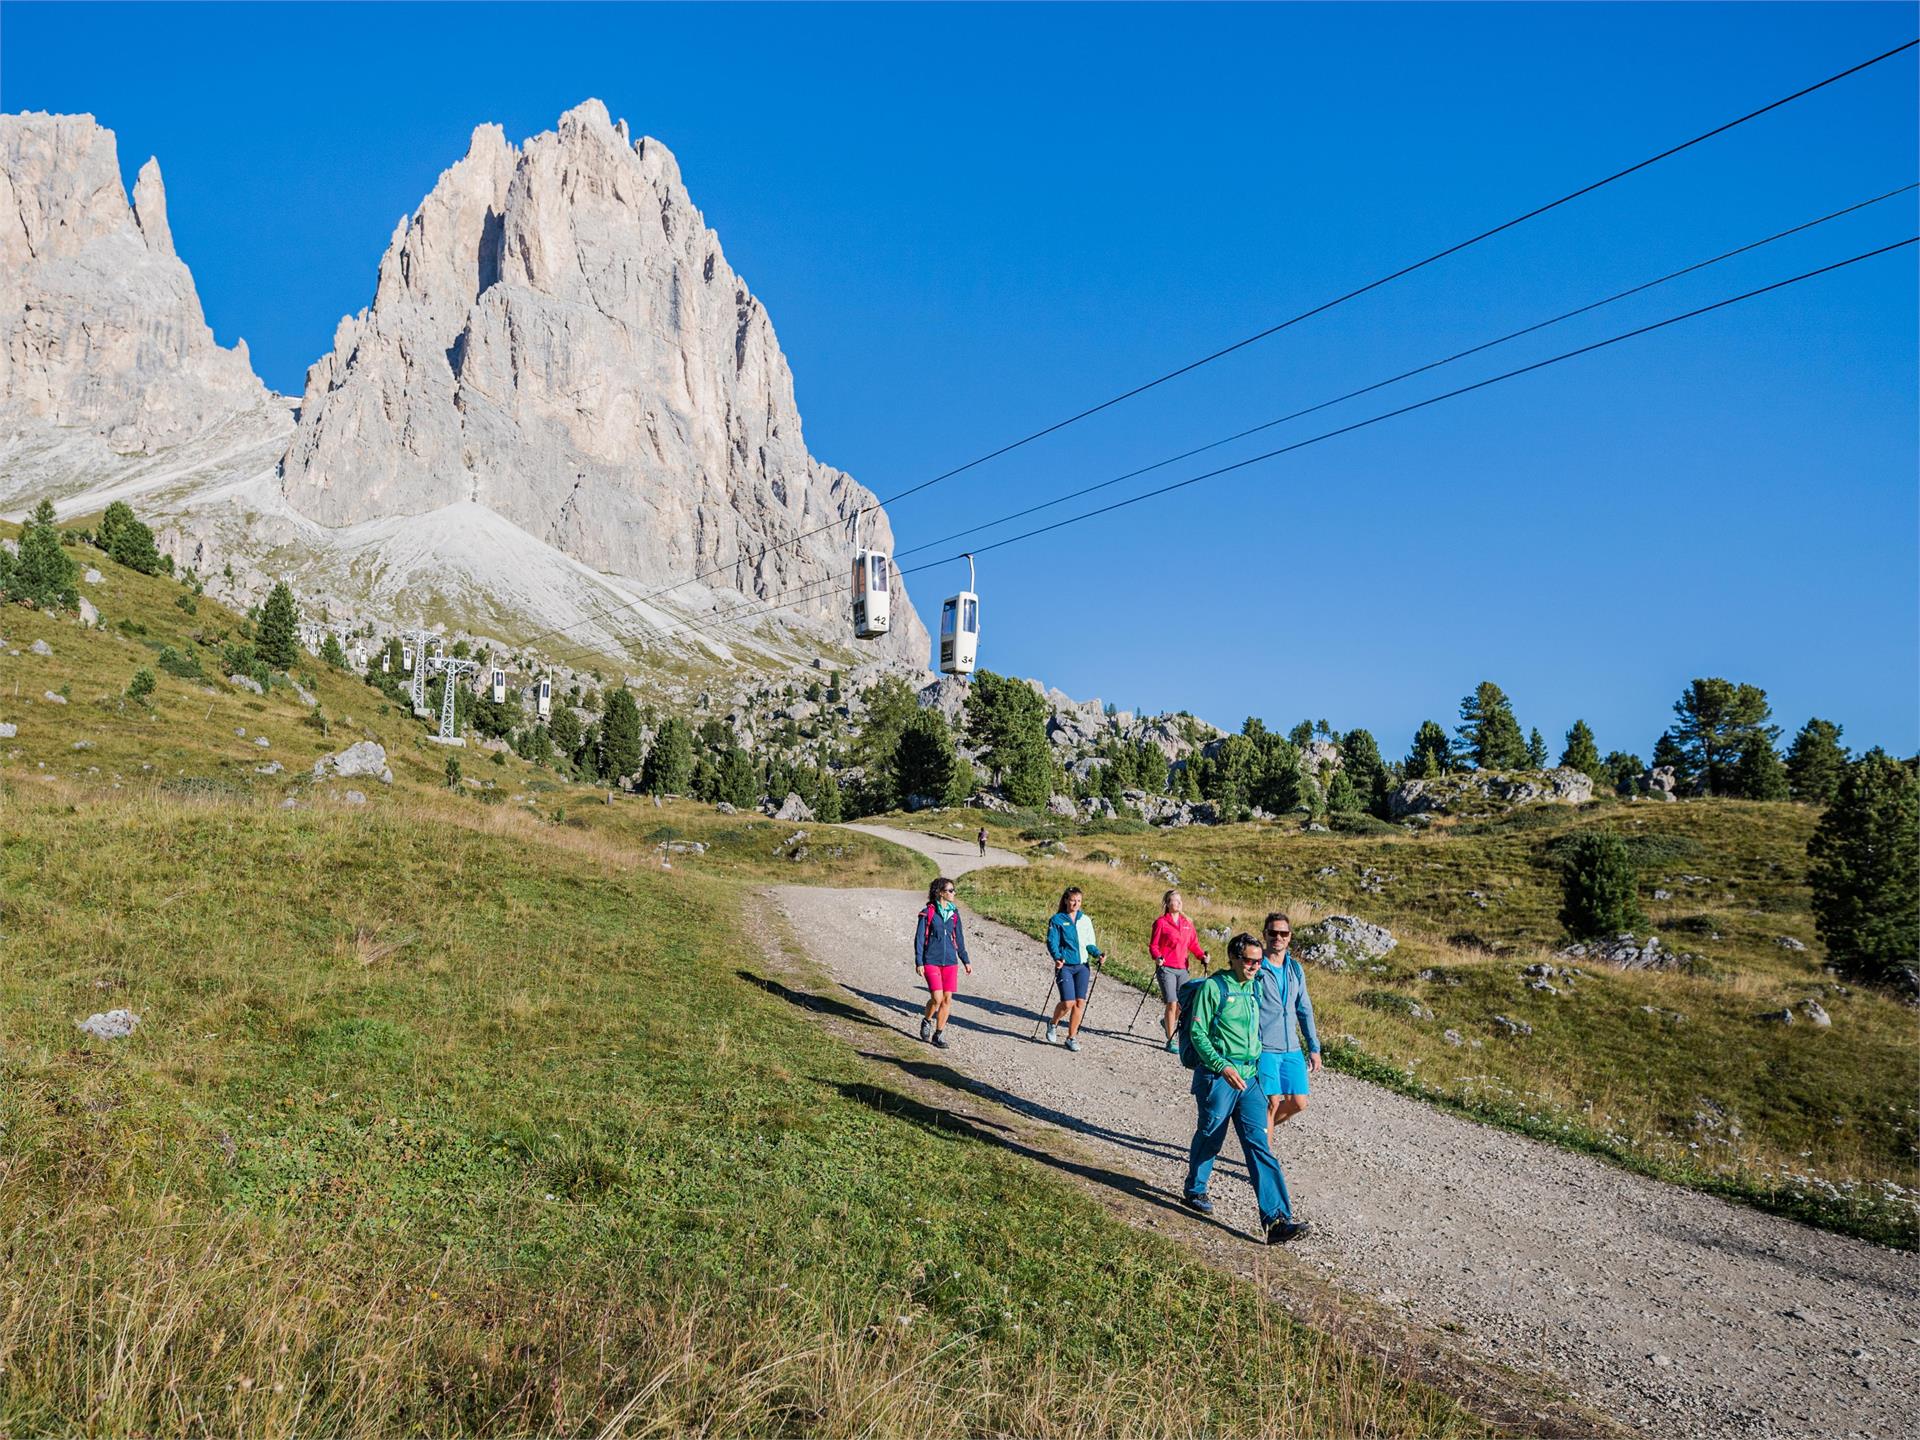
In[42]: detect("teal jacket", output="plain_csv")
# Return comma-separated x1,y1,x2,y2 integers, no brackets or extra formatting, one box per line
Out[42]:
1253,952,1320,1055
1046,910,1103,965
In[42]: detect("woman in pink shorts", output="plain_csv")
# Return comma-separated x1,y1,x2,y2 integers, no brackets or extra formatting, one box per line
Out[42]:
913,876,972,1049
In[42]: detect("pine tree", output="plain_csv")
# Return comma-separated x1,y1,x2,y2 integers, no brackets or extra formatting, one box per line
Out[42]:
1406,720,1452,778
96,500,135,554
12,499,77,609
597,687,645,781
1326,767,1361,813
1668,678,1777,797
964,670,1053,807
716,745,760,808
639,715,693,794
107,511,164,575
1526,727,1549,770
1732,733,1789,800
1603,751,1644,795
1785,718,1848,805
1559,720,1605,782
549,705,584,763
319,633,349,669
1808,750,1919,987
1455,681,1529,770
893,707,959,809
1559,832,1646,938
1339,728,1392,816
257,581,299,670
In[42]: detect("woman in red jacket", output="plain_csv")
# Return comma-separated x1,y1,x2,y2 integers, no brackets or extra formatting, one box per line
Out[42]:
1148,888,1209,1052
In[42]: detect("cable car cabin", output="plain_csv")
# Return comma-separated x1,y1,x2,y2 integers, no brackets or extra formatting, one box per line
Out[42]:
401,644,415,674
851,550,892,639
490,667,507,704
939,591,979,675
536,678,552,720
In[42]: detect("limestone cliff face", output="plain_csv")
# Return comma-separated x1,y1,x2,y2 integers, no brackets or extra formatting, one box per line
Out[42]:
280,100,928,663
0,113,274,461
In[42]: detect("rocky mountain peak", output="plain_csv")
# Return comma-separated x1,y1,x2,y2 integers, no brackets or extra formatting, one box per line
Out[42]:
278,99,928,665
0,112,277,492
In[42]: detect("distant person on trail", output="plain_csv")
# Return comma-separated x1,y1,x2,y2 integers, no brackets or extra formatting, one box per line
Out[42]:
913,877,971,1049
1180,932,1307,1244
977,826,988,857
1254,911,1320,1130
1148,888,1209,1053
1044,886,1105,1052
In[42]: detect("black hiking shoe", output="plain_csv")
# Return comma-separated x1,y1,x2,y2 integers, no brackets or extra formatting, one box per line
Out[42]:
1265,1219,1311,1245
931,1030,950,1049
919,1017,933,1043
1181,1193,1214,1217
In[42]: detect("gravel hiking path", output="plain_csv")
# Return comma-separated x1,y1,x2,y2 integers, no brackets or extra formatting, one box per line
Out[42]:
774,824,1918,1440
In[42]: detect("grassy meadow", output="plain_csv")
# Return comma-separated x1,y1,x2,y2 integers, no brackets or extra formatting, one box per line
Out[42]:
0,537,1501,1434
913,805,1920,1249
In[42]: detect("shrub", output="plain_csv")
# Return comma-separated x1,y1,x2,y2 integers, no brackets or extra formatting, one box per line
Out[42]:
155,645,204,680
174,592,197,615
1558,832,1646,938
126,667,156,704
444,755,463,789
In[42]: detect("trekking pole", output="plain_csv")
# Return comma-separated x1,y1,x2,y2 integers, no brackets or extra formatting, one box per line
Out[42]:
1129,961,1153,1033
1028,968,1060,1040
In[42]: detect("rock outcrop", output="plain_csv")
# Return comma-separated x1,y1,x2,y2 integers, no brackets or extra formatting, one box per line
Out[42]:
278,101,927,665
1388,767,1594,819
0,113,284,505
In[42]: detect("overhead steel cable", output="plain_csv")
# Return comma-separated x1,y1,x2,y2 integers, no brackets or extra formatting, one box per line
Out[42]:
536,198,1918,664
544,236,1913,653
509,37,1918,657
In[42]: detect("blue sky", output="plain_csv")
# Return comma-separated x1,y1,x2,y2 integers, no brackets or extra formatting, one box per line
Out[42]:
4,2,1915,757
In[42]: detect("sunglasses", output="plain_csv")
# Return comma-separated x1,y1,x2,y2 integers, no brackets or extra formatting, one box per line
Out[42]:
1265,929,1291,939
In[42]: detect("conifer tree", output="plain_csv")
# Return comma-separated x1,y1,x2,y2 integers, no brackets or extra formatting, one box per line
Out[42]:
1733,733,1789,800
319,633,349,669
893,707,960,808
257,581,299,670
716,744,760,808
1526,727,1549,770
639,715,693,794
1667,678,1777,796
1559,832,1646,938
1455,681,1529,770
1339,728,1393,816
597,687,645,781
1406,720,1452,778
1326,767,1361,813
964,670,1053,807
548,705,584,764
1603,751,1644,795
1785,718,1848,805
96,500,135,554
12,499,77,609
1808,749,1919,987
1559,720,1605,782
107,510,164,575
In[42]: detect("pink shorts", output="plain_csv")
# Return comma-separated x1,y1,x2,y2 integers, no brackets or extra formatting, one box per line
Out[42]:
924,964,960,994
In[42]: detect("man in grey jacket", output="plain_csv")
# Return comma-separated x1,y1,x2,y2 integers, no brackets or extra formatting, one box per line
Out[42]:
1253,912,1321,1129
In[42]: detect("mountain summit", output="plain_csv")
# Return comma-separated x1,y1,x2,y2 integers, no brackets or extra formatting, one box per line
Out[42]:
277,99,927,664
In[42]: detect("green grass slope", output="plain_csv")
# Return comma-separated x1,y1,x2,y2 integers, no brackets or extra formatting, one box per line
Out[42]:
0,535,1501,1435
926,806,1919,1249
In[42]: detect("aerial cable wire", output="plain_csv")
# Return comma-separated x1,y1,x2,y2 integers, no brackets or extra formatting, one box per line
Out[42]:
511,36,1918,655
536,200,1918,663
547,236,1913,652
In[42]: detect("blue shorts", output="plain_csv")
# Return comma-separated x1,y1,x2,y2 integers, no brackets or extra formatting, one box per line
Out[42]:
1056,963,1091,1002
1258,1050,1310,1097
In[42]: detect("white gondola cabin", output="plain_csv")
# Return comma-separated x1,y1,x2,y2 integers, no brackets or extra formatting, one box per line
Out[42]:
490,666,507,704
852,549,892,639
938,553,980,676
536,677,552,720
401,644,415,674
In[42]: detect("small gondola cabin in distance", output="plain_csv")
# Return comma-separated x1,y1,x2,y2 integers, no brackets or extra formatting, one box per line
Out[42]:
939,553,979,676
852,547,891,639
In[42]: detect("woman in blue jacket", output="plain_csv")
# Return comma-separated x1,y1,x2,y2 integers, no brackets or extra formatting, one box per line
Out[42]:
1253,911,1321,1127
913,876,971,1049
1043,886,1105,1052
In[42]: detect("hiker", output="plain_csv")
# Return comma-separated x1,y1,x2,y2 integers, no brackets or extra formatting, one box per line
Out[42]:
1044,885,1105,1052
977,826,988,857
1148,888,1209,1052
1179,932,1307,1244
1254,911,1321,1129
912,876,971,1049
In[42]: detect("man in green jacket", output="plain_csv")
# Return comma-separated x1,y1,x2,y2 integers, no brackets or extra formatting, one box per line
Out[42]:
1182,933,1307,1244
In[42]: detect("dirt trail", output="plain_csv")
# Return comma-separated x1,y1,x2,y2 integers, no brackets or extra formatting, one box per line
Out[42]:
774,823,1918,1440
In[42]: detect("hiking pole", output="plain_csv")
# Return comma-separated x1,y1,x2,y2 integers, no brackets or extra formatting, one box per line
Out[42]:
1028,968,1060,1040
1129,960,1153,1034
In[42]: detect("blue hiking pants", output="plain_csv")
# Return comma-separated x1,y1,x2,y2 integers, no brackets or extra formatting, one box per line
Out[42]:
1184,1069,1293,1226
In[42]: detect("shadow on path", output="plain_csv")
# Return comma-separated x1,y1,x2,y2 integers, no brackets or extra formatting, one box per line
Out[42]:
834,1073,1247,1239
738,971,883,1029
